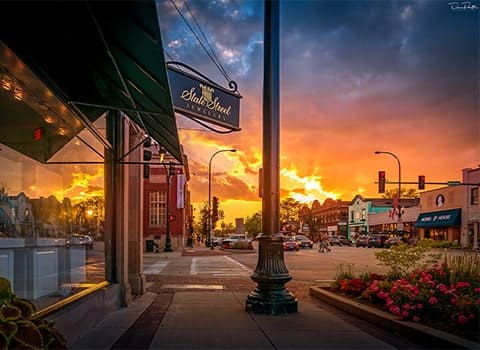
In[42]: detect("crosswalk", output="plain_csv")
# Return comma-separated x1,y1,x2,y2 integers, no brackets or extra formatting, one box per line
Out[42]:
144,256,251,276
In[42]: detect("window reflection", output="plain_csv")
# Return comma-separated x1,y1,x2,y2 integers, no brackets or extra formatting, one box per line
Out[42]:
0,118,106,311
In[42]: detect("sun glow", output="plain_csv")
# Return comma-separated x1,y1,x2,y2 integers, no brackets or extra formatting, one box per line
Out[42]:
54,167,104,204
280,166,338,204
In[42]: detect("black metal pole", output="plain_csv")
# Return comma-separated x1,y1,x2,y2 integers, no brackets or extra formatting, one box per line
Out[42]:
164,163,173,252
246,0,297,315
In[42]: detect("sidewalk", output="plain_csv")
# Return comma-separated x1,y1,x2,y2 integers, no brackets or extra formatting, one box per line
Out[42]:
70,290,401,350
69,247,479,349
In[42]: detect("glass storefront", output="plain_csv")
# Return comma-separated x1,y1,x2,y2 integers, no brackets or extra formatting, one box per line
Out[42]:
0,117,106,311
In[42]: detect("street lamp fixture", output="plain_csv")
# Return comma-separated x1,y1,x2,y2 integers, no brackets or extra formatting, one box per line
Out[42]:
208,149,236,249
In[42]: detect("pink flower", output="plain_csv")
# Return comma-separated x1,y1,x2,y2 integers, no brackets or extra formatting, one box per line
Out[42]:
413,316,420,322
474,287,480,293
401,310,409,318
402,303,411,310
455,281,470,289
437,283,448,294
451,297,457,305
416,303,423,309
457,315,468,324
390,306,401,315
428,297,438,305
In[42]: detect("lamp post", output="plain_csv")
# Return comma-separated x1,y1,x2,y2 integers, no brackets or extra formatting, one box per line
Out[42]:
208,149,236,249
164,162,176,252
374,151,403,229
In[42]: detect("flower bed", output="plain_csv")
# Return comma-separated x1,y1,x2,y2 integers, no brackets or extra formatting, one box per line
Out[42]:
332,266,479,343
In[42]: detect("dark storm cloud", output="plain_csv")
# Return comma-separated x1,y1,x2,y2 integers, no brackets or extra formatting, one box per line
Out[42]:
281,0,478,107
157,0,263,83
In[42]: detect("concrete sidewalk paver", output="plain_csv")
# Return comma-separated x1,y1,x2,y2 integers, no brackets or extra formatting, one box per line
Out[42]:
148,291,396,350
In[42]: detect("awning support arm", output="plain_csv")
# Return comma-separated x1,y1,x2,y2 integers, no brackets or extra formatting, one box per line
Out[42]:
77,135,105,159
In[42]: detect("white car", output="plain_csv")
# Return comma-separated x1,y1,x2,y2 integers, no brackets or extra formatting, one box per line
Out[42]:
221,234,252,249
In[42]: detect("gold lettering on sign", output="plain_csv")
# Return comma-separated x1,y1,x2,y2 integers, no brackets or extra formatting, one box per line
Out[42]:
180,87,232,116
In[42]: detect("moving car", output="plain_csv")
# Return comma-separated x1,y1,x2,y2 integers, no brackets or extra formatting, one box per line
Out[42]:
294,235,313,249
66,234,94,249
283,237,299,251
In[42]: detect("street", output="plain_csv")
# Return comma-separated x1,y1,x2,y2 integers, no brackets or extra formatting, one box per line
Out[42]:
144,243,389,282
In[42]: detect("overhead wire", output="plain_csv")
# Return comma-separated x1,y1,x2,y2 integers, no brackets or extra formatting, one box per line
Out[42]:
168,0,232,85
182,0,232,82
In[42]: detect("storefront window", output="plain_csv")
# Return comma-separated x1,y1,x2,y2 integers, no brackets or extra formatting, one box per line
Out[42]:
471,187,479,205
149,191,166,227
0,118,106,311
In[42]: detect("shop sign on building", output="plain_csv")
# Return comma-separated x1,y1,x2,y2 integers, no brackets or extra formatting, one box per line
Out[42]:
167,66,241,131
177,174,185,209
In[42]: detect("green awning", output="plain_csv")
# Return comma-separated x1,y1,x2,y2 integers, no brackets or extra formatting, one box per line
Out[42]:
414,209,461,228
0,1,182,162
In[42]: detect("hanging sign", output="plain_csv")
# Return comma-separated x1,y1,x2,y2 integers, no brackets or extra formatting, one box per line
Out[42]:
167,65,241,131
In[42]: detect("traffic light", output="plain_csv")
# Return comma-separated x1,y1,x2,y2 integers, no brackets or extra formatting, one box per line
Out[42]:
418,175,425,190
143,150,152,161
212,196,219,224
378,171,386,193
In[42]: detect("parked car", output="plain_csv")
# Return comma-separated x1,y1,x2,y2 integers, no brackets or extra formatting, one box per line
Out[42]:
221,234,253,249
355,236,369,248
330,235,352,246
66,234,94,249
367,234,388,248
294,235,313,249
283,237,299,251
385,236,403,248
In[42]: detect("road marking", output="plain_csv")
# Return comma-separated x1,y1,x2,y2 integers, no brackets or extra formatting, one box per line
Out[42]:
144,261,169,274
189,256,251,276
191,257,197,275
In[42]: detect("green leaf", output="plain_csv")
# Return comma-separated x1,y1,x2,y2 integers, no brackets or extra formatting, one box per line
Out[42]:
11,298,36,319
0,321,17,341
38,325,68,349
0,278,13,306
12,320,44,349
0,331,10,350
0,306,21,321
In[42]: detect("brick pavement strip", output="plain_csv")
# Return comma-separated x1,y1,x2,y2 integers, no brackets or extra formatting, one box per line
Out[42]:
111,292,174,350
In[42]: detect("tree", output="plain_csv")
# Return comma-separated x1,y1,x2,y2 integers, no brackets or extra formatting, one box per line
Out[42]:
280,197,302,229
245,211,262,237
193,202,209,240
383,188,419,199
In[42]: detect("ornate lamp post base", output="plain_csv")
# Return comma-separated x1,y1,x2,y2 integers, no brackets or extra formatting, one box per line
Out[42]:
246,234,298,315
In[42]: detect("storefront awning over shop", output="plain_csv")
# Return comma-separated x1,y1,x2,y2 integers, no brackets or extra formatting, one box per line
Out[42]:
414,209,461,228
0,1,182,162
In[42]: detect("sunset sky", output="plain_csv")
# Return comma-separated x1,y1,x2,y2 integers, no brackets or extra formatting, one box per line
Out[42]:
157,0,479,224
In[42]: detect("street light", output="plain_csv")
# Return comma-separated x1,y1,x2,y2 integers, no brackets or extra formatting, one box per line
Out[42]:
208,149,236,249
164,162,176,252
374,150,403,228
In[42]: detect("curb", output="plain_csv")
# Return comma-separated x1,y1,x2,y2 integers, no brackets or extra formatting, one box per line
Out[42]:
309,286,479,350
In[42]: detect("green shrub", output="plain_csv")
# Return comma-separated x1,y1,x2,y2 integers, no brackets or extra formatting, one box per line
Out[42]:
0,277,67,349
374,244,441,280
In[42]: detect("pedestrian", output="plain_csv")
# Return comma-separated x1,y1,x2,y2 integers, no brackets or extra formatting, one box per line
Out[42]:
318,233,329,252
